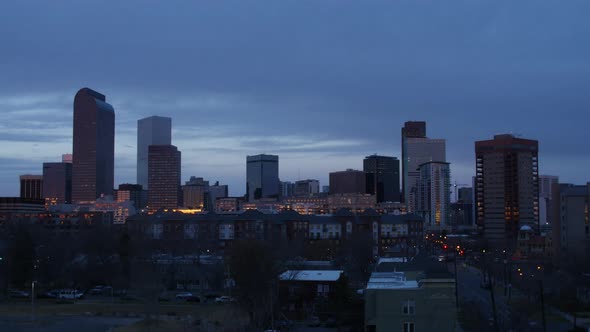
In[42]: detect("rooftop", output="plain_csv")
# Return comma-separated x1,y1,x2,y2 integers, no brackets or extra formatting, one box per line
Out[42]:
279,270,343,282
366,272,419,290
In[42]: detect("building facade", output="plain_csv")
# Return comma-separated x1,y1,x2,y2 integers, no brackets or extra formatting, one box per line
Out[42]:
294,179,320,197
137,116,172,190
72,88,115,203
329,169,366,195
417,162,451,231
475,134,539,248
246,154,279,202
42,162,72,204
182,177,209,210
20,175,43,200
147,145,181,212
364,155,400,203
116,183,147,211
401,121,426,205
552,183,590,261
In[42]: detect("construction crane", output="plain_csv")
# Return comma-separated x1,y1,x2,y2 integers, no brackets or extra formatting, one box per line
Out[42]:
452,181,469,202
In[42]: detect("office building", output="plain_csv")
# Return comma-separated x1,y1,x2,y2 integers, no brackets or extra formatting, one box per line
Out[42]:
137,116,172,189
280,181,295,198
329,169,366,195
208,182,229,211
401,121,426,204
475,134,539,248
322,185,330,193
246,154,279,202
148,145,181,212
417,162,451,231
539,175,558,226
401,122,446,212
19,175,43,200
294,179,320,197
364,155,400,203
72,88,115,203
116,183,147,211
42,162,72,204
552,183,590,261
183,177,209,210
458,187,473,204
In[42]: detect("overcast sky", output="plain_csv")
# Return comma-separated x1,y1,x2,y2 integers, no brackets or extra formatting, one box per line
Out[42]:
1,0,589,196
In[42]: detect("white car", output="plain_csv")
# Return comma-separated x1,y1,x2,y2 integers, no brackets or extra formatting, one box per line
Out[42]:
215,295,236,303
175,292,193,300
58,289,84,300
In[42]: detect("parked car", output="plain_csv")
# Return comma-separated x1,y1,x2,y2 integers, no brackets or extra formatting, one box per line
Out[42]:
214,295,236,303
8,289,30,298
175,292,193,300
39,289,59,298
57,289,84,300
90,286,104,295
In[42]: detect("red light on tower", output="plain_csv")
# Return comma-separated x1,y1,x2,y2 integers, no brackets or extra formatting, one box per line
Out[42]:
443,244,448,250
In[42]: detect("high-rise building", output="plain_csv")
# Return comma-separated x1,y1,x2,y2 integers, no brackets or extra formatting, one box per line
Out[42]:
183,177,209,209
42,162,72,204
72,88,115,203
363,155,400,203
401,122,445,212
458,187,473,204
280,181,295,198
417,162,451,231
208,182,229,211
329,169,366,195
294,179,320,197
20,175,43,200
62,154,73,163
147,145,181,212
475,134,539,248
137,116,172,190
246,154,279,202
539,175,559,226
401,121,426,203
116,183,147,211
551,183,589,261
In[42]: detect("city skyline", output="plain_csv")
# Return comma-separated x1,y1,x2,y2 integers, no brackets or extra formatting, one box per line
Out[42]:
1,1,590,196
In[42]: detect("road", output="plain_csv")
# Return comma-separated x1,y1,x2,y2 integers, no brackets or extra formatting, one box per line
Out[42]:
0,316,139,332
454,261,573,332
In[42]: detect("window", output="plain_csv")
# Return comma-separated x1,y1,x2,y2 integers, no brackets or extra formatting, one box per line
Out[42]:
403,322,415,332
402,300,415,315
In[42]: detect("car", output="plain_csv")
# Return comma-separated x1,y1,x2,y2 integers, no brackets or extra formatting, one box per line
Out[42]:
307,316,321,327
175,292,193,300
57,289,84,300
90,286,104,295
8,289,30,298
39,289,59,298
214,295,236,303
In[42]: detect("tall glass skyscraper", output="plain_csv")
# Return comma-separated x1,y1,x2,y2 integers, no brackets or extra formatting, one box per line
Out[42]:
246,154,279,202
137,116,172,189
72,88,115,203
363,155,400,203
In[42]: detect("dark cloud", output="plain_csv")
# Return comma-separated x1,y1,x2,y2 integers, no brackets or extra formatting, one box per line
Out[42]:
0,0,589,195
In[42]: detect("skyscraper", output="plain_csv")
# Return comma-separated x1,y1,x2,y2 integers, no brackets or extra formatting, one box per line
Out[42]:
363,155,400,203
401,122,446,212
294,179,320,197
72,88,115,203
401,121,426,203
182,176,209,209
475,134,539,248
148,145,181,212
417,162,451,231
137,116,172,189
329,169,366,194
20,175,43,200
42,162,72,204
539,175,558,226
246,154,279,202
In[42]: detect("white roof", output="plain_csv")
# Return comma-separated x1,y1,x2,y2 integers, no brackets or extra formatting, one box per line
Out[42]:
366,272,419,290
377,257,408,264
279,270,343,282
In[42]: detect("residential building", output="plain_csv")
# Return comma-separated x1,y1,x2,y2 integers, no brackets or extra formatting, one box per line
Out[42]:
20,175,43,200
364,155,400,203
42,162,72,205
72,88,115,203
147,145,181,212
329,169,366,195
137,116,172,189
475,134,539,248
246,154,279,202
416,162,451,231
552,183,590,261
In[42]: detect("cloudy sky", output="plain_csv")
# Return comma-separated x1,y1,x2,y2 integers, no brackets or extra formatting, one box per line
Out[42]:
1,0,589,196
